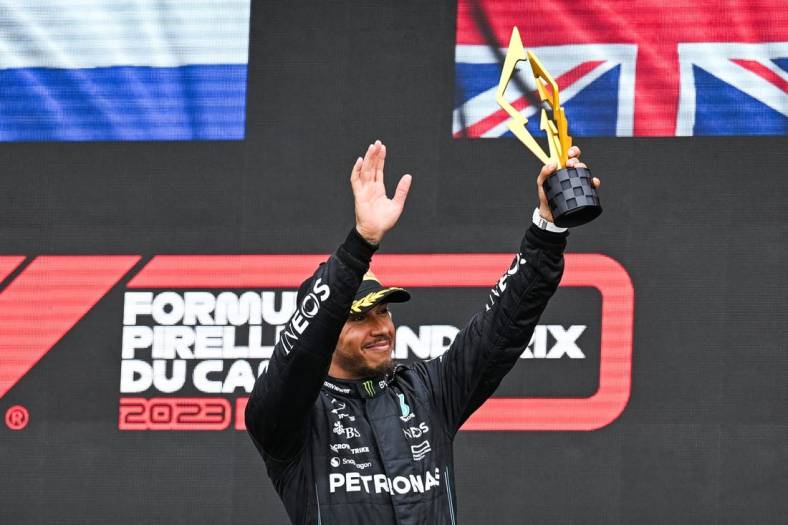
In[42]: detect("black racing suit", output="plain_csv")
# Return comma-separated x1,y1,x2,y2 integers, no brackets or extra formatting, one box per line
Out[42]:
246,225,567,524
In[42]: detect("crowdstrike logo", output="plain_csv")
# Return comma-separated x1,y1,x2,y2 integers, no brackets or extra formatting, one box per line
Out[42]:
330,443,369,454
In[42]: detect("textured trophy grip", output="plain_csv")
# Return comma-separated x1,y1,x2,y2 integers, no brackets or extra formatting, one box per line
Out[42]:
542,166,602,228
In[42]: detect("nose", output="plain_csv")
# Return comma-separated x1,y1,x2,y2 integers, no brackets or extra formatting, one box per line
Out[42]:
369,312,392,336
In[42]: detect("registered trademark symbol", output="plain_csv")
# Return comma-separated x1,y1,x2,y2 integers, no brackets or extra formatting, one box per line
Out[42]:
5,405,29,430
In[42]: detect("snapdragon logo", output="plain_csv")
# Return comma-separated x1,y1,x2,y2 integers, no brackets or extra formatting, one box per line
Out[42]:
329,469,441,495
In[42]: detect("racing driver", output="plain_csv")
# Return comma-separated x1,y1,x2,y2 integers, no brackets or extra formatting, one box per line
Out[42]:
246,140,599,524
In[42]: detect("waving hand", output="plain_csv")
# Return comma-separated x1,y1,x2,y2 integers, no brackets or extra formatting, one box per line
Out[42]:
350,140,412,245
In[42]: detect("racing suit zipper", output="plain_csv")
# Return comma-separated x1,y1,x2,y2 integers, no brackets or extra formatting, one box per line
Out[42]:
444,465,456,525
315,482,321,525
363,397,403,525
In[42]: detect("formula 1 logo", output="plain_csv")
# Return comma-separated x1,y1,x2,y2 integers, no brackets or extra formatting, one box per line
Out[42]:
0,253,633,432
0,256,140,401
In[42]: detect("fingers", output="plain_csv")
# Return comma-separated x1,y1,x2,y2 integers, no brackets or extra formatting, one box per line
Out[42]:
375,142,386,183
392,174,412,208
537,162,557,184
566,145,586,169
592,177,601,189
362,143,377,181
350,156,363,184
358,140,385,182
359,141,379,182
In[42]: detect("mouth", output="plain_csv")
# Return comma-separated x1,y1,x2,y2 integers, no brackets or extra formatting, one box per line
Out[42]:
363,338,392,352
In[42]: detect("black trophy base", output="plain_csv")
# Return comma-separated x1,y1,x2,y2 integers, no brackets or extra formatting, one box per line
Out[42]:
543,166,602,228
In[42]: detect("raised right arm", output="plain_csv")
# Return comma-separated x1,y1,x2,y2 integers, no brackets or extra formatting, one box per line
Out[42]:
245,140,411,461
245,228,376,460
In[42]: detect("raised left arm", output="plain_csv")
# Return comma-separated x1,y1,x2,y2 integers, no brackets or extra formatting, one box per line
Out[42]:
415,146,597,435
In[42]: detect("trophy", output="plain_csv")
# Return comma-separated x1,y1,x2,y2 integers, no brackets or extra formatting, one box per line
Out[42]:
496,27,602,228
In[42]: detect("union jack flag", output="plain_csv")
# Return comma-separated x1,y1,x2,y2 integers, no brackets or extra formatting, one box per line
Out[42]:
454,0,788,137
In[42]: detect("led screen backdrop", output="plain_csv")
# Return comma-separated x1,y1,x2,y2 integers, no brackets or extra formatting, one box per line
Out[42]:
0,1,787,524
453,0,788,137
0,0,251,141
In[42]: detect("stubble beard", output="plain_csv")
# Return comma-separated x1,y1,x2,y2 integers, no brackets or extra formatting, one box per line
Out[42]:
334,349,395,380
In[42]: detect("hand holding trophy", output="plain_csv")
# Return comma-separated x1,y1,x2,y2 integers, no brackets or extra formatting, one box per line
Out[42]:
497,27,602,228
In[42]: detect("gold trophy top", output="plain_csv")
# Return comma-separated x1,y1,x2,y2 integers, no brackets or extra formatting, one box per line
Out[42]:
496,26,572,168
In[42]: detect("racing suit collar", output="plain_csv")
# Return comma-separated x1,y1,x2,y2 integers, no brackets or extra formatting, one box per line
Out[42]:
323,375,390,399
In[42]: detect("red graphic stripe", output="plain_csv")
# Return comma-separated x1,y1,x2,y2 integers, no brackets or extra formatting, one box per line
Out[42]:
462,254,634,430
731,59,788,93
127,255,327,288
0,256,25,284
0,256,139,399
130,254,517,288
453,60,605,139
131,254,627,289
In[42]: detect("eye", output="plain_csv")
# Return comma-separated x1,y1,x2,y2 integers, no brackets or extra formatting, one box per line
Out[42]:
349,313,366,322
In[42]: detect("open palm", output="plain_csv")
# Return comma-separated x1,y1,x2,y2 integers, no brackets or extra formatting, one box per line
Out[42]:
350,140,412,245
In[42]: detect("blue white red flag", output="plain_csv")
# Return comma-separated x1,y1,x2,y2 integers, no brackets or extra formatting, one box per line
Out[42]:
454,0,787,137
0,0,250,141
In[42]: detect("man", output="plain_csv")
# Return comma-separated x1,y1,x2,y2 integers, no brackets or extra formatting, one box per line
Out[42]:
246,140,599,524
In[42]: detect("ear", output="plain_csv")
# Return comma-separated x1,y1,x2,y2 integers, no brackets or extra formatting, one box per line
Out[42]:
335,321,350,351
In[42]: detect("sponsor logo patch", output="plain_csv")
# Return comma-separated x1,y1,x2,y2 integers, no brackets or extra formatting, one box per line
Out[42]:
329,469,441,495
410,440,432,461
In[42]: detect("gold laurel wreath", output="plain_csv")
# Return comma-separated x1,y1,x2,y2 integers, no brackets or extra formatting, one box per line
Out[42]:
350,288,404,314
